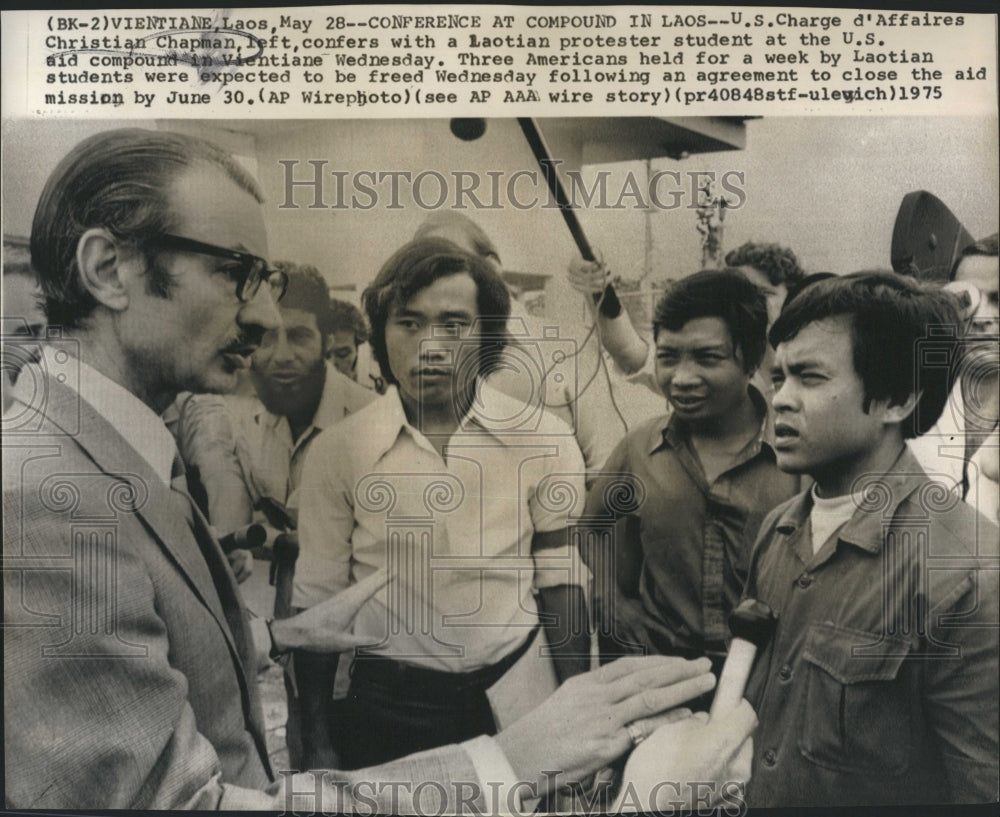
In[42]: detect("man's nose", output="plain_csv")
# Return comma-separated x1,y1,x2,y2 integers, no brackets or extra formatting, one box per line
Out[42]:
771,378,796,412
420,328,458,363
670,359,702,388
419,344,453,365
239,284,282,333
269,329,297,364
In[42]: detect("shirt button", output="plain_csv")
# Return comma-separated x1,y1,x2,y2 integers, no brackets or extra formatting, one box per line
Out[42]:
763,749,777,766
796,573,813,589
778,664,793,681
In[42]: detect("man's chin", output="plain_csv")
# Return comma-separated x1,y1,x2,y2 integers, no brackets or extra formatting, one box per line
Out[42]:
774,451,812,476
191,368,242,395
257,387,314,417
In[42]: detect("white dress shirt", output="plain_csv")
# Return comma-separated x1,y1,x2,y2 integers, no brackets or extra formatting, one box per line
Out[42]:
295,382,589,671
17,348,177,485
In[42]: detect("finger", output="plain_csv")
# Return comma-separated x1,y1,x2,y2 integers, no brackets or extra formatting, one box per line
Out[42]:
649,707,694,728
333,570,389,612
627,707,693,740
605,656,712,702
594,654,699,684
615,672,717,724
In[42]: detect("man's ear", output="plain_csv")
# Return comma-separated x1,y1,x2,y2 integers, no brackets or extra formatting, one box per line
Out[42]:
883,391,920,427
75,228,132,312
322,333,335,357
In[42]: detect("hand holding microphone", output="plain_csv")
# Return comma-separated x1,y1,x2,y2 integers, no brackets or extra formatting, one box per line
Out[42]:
709,598,777,719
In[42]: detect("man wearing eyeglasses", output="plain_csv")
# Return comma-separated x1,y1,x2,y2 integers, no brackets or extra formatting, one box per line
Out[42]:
3,127,758,812
4,127,296,809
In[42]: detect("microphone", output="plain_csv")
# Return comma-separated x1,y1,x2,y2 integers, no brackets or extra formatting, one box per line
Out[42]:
709,598,777,719
218,523,268,554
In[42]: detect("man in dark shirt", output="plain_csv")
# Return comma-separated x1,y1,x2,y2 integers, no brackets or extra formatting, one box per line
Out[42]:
745,271,999,806
583,269,799,673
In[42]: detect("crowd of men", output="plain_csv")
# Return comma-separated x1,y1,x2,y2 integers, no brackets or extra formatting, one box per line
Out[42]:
2,127,998,812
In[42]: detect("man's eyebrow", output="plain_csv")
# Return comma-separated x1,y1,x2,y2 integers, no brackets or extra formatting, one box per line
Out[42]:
784,359,827,374
434,310,475,322
656,342,729,352
392,306,426,319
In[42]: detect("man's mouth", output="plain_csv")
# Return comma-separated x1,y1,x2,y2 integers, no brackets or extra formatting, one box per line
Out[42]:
773,423,800,448
416,367,452,379
221,342,258,370
670,393,706,410
264,369,304,385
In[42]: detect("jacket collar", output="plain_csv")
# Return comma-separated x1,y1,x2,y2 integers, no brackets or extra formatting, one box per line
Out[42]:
774,446,926,554
21,372,259,721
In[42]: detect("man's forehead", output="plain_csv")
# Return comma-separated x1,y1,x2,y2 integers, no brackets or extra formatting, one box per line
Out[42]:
776,316,852,361
955,254,999,293
656,316,734,348
391,274,479,315
278,305,320,330
165,162,267,258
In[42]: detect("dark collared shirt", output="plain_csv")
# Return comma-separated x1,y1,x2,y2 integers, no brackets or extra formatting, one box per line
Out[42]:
744,447,1000,807
583,390,799,658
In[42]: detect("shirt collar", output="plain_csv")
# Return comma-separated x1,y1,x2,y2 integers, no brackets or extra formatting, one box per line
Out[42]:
312,362,362,431
42,347,178,485
774,446,926,553
254,363,366,437
649,384,776,463
364,380,522,464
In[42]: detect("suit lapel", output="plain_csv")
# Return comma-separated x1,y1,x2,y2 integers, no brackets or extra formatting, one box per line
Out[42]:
42,380,236,637
37,378,268,749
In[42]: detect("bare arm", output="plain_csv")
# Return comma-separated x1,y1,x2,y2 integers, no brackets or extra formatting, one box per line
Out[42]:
567,254,650,375
534,527,591,682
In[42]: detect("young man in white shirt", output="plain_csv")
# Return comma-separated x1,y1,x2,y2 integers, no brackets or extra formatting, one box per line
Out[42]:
296,236,594,768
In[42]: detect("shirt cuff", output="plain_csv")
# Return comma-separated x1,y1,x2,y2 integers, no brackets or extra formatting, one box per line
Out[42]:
533,544,592,600
218,780,283,810
461,735,535,815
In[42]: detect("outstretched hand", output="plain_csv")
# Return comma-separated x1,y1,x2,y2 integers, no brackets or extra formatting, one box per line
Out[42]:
496,655,717,798
270,570,389,654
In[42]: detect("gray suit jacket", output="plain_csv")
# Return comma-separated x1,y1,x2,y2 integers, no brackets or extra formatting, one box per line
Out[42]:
3,376,481,810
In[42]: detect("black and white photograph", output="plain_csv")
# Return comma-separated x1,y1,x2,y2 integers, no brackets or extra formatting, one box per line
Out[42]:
2,4,998,814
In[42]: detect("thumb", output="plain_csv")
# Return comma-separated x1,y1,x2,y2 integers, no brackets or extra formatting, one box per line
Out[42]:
335,570,390,612
339,634,383,650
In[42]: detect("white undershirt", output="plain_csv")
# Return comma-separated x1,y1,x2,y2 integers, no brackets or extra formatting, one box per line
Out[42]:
809,484,857,555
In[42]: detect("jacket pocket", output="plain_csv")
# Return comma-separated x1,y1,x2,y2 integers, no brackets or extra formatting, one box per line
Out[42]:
798,623,913,775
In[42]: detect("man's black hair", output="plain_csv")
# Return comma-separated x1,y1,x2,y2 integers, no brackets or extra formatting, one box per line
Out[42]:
724,241,805,288
363,238,511,386
653,268,769,374
31,128,262,329
769,270,961,438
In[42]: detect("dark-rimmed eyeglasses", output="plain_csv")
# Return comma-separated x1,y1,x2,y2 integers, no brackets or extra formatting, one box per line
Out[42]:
149,233,288,303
